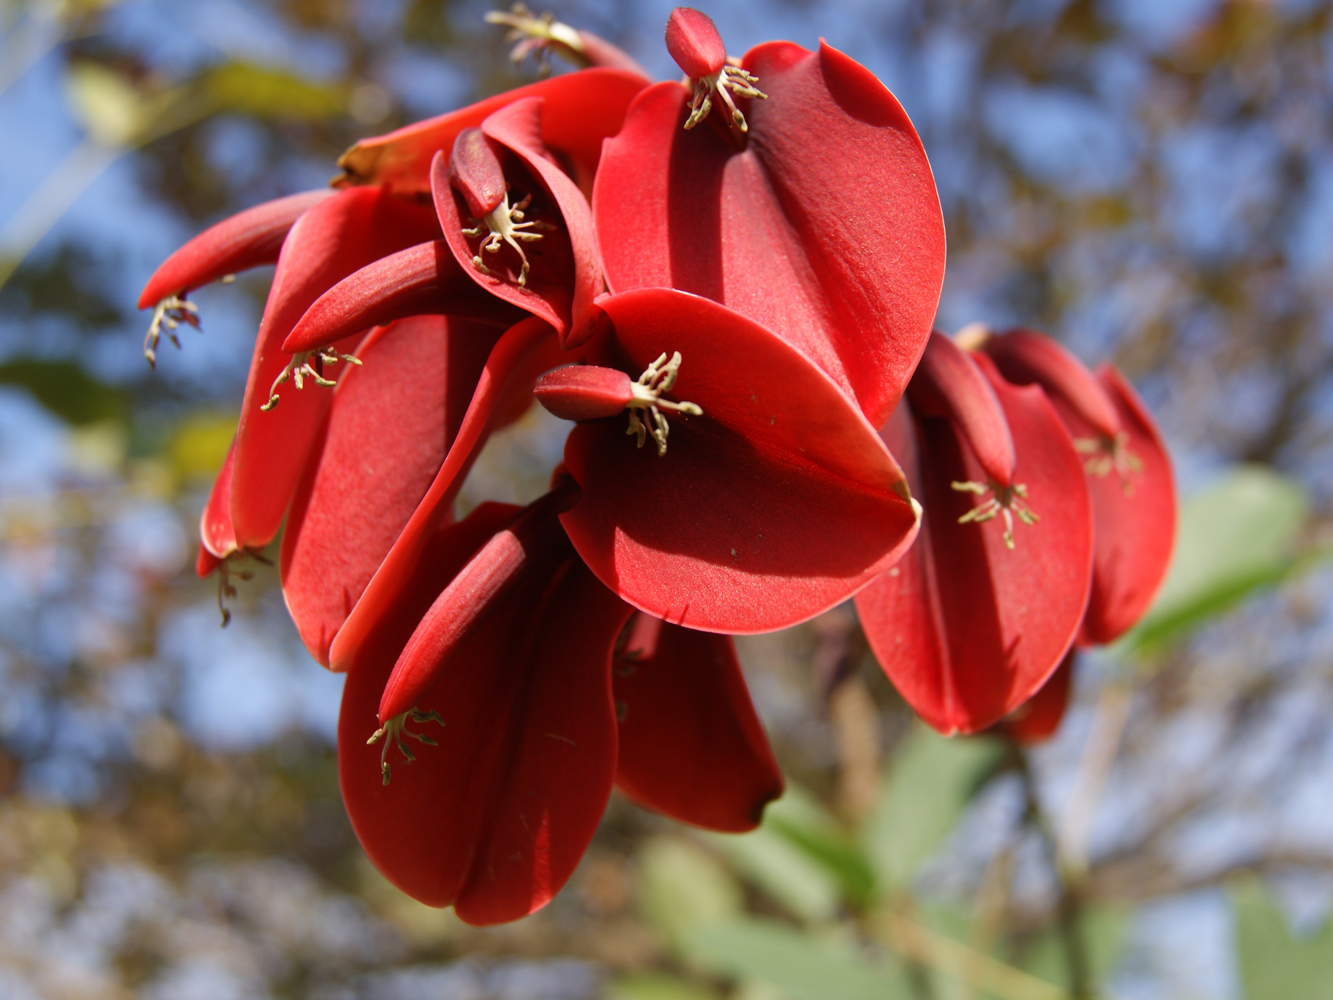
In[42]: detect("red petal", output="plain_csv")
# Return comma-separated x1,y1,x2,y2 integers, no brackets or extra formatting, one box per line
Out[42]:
856,377,1093,735
614,615,782,831
280,316,503,666
593,41,944,426
1079,367,1177,644
1001,648,1075,745
560,288,921,634
339,553,629,924
334,68,649,197
328,316,567,671
199,439,238,560
228,187,442,549
983,330,1123,441
138,190,332,308
195,544,222,578
533,364,633,421
449,128,509,218
665,8,727,79
282,240,521,354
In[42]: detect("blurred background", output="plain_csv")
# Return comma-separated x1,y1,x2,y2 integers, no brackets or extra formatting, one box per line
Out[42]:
1,0,1332,997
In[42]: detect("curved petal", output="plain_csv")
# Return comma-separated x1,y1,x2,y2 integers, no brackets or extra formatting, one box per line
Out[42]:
283,240,522,354
560,288,920,634
1079,367,1176,644
856,377,1092,735
229,187,442,549
613,614,782,832
1001,648,1075,745
328,316,567,671
593,41,945,426
138,190,332,308
334,68,650,197
339,552,630,924
280,316,503,666
199,439,238,560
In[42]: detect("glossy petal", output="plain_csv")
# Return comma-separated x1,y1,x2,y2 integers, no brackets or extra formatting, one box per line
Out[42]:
665,8,727,79
199,439,238,560
229,186,442,549
138,190,332,308
280,316,502,666
333,68,650,197
593,41,944,426
328,316,567,671
983,330,1121,441
339,547,630,924
560,288,921,634
613,614,782,832
856,376,1092,735
282,240,521,354
1002,648,1075,745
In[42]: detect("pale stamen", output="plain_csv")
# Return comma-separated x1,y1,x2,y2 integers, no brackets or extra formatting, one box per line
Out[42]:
684,62,767,133
462,192,555,287
1075,432,1143,496
952,479,1039,550
259,350,361,412
625,351,703,457
143,295,200,368
367,708,447,786
485,3,583,77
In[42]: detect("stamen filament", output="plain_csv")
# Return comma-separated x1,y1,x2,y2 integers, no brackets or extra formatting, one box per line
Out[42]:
463,192,556,287
366,707,447,786
1075,432,1143,495
951,479,1039,550
624,351,704,457
143,295,200,368
260,350,361,412
684,63,767,133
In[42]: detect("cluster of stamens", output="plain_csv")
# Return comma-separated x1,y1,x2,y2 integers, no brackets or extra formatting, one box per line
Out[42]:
462,192,555,287
259,349,361,412
685,62,767,133
1075,432,1143,495
951,479,1039,550
485,3,582,77
213,549,269,627
143,295,201,368
626,352,703,457
367,707,447,786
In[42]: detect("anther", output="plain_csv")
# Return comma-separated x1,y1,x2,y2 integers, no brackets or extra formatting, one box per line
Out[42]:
366,707,446,786
684,63,766,133
462,192,555,287
1075,432,1143,496
951,479,1039,550
259,350,361,412
486,3,584,77
626,352,703,457
666,8,766,133
143,295,200,368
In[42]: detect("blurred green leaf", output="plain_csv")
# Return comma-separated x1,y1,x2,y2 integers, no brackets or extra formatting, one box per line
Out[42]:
0,357,126,424
201,62,347,121
678,917,912,1000
64,61,145,145
862,725,1000,893
636,837,742,949
1007,904,1125,993
169,412,235,483
1232,878,1333,1000
606,973,723,1000
762,786,877,906
1126,465,1312,651
705,822,842,922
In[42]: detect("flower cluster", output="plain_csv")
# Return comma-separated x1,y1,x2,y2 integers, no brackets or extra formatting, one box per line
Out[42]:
141,7,1172,924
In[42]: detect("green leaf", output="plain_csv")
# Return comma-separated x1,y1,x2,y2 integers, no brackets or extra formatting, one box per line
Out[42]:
761,786,877,906
64,62,146,146
606,974,722,1000
1007,904,1126,992
636,836,743,949
0,358,126,425
678,917,912,1000
862,726,1001,893
201,63,347,121
705,823,842,922
1126,465,1311,651
1232,878,1333,1000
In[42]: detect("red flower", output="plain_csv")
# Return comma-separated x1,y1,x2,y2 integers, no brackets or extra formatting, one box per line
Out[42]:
856,332,1094,734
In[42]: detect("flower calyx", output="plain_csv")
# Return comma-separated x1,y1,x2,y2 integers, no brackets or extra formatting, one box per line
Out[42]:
533,352,703,457
143,294,201,368
367,707,446,786
951,478,1039,550
259,350,361,412
666,7,766,133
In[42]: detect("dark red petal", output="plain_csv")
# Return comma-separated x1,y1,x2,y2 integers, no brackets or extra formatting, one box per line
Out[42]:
614,616,782,832
280,316,502,666
594,41,944,427
328,316,567,671
449,128,509,219
665,8,727,79
856,379,1093,735
481,97,605,348
334,68,649,196
339,554,629,924
534,365,633,421
138,190,332,308
560,288,920,634
982,330,1123,441
282,240,521,354
199,440,238,560
909,332,1016,488
1001,648,1075,745
379,483,579,720
228,187,442,550
1079,367,1177,644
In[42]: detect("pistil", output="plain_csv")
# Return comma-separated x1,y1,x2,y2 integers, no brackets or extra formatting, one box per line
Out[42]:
367,707,447,786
